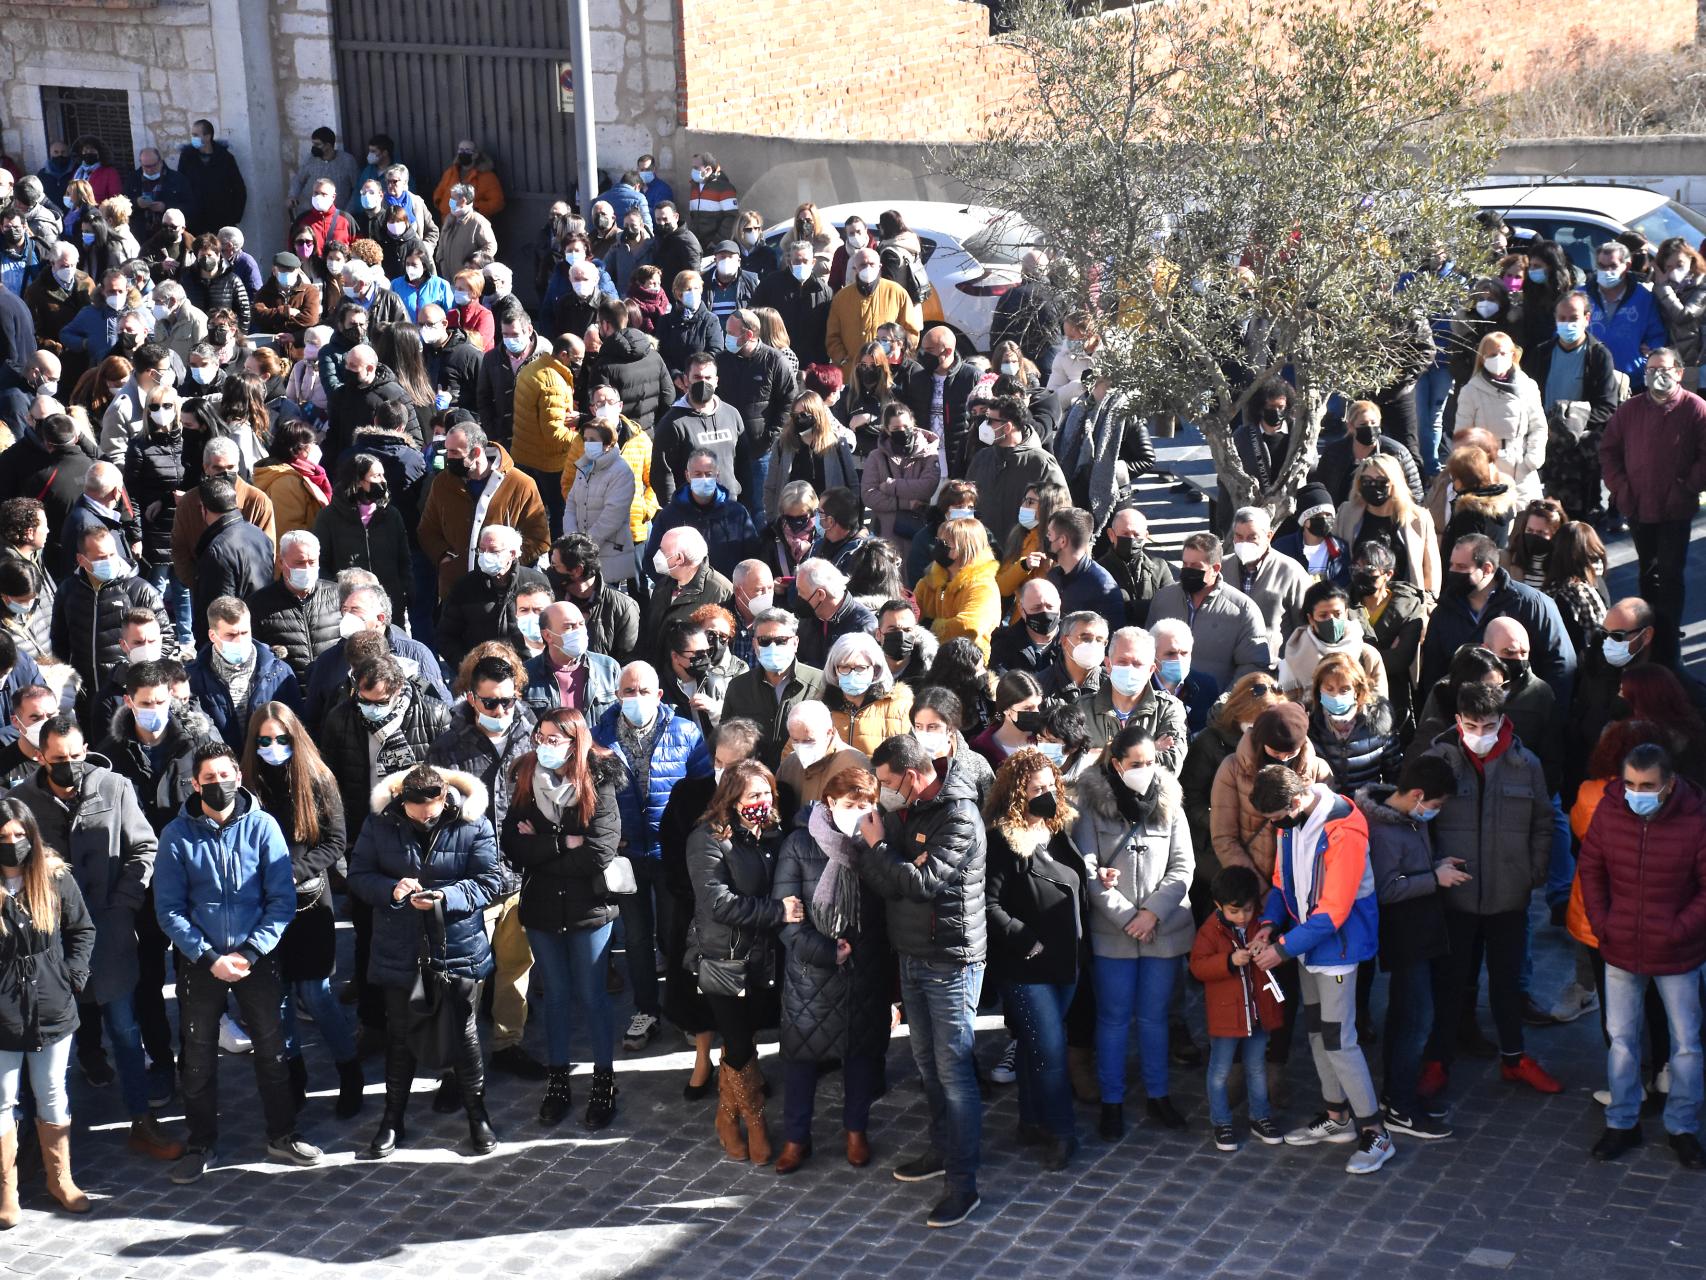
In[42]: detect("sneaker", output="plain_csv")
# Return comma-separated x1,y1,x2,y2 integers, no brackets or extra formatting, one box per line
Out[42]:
1500,1055,1563,1094
490,1045,549,1081
1550,981,1599,1024
1385,1108,1453,1139
266,1134,323,1167
1345,1128,1395,1175
892,1151,946,1182
926,1190,981,1228
1249,1117,1283,1146
169,1147,210,1185
988,1039,1018,1085
1656,1065,1674,1096
1521,996,1559,1027
622,1012,658,1051
219,1014,252,1054
1284,1112,1357,1146
1212,1123,1239,1152
79,1048,115,1088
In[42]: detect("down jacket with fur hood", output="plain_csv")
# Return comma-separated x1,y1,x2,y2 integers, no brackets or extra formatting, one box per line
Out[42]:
1072,762,1195,960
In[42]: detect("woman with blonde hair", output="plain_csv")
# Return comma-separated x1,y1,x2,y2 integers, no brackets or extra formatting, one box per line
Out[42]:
915,514,1002,657
779,202,840,262
1305,652,1401,792
764,391,858,521
0,796,97,1224
751,306,797,379
1332,452,1441,597
97,195,141,264
1451,331,1547,501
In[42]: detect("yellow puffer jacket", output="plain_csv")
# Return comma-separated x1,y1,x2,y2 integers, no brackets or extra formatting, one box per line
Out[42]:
561,420,659,542
915,553,1002,658
996,527,1047,611
510,355,578,473
250,462,330,539
830,683,915,758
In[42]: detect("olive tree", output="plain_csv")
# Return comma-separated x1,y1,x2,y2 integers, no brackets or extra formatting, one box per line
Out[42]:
948,0,1501,517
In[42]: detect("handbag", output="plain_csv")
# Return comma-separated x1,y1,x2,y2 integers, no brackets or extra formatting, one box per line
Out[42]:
695,953,749,998
293,874,326,913
597,854,637,896
404,901,481,1071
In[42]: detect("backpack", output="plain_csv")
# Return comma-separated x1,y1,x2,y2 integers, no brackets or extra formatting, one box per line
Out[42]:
881,244,932,305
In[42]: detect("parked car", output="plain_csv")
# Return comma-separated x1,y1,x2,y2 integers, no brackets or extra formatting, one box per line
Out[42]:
763,200,1040,353
1465,181,1706,277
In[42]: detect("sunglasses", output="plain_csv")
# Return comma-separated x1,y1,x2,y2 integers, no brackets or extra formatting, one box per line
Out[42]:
476,695,517,711
256,734,292,748
1603,627,1645,642
755,636,793,648
1247,681,1279,697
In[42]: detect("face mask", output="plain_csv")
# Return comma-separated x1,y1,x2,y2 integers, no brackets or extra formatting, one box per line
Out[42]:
1231,540,1264,566
405,264,424,282
857,265,880,286
737,800,773,828
1443,569,1476,597
1034,741,1065,765
1120,765,1157,794
476,709,511,734
1358,477,1392,505
87,557,124,582
1596,267,1624,288
133,704,170,735
680,289,701,312
53,267,76,288
1626,788,1665,818
343,284,361,299
453,289,472,307
878,784,908,813
837,669,874,699
1070,641,1105,671
1107,664,1146,697
385,220,409,238
1155,656,1189,687
309,191,335,213
1526,266,1547,284
4,599,31,618
1482,353,1512,378
1349,570,1380,598
200,779,238,812
620,695,656,727
1319,689,1356,717
477,550,509,577
1500,275,1523,295
1502,656,1529,685
217,639,252,667
258,740,294,767
830,804,872,837
689,167,705,183
790,736,828,771
1473,299,1499,319
1312,616,1346,644
359,698,393,725
1269,810,1303,830
1180,566,1208,595
724,332,743,354
1602,635,1640,668
757,641,793,674
1260,406,1285,428
1650,369,1680,396
1027,792,1058,820
503,334,528,354
105,291,130,311
791,262,812,282
47,761,82,790
0,839,29,870
882,629,916,662
638,171,654,185
444,453,470,477
977,420,997,446
1668,265,1689,284
123,638,163,664
149,407,176,427
744,590,773,617
651,549,673,576
581,440,606,462
1459,724,1499,756
571,277,595,298
908,725,950,759
1015,505,1039,530
19,721,43,749
689,476,719,500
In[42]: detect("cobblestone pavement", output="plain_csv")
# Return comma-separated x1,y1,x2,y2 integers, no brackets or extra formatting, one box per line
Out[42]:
7,443,1704,1279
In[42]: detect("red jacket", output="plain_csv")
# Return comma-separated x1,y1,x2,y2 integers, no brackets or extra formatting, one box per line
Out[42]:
1599,389,1706,524
1189,910,1284,1039
290,206,354,256
1579,776,1706,975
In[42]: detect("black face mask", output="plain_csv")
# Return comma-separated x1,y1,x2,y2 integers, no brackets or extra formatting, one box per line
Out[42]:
311,144,327,159
859,368,879,388
444,454,471,478
1525,533,1552,557
1349,570,1380,598
1113,535,1138,560
456,151,474,166
887,430,914,452
1503,656,1529,685
685,654,712,679
200,779,238,813
341,326,366,345
782,513,814,535
1443,570,1476,598
1180,567,1209,595
1,227,23,248
1269,810,1304,830
81,153,99,166
1305,515,1331,538
1026,792,1058,820
1260,406,1285,427
1012,709,1044,734
689,379,715,405
0,838,29,869
882,629,916,661
1026,610,1059,636
793,413,815,431
706,635,728,665
358,484,388,504
1353,424,1378,447
47,760,82,790
932,540,955,569
1359,479,1391,506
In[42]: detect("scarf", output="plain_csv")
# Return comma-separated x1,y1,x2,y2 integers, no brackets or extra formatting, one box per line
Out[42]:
1107,762,1159,825
210,643,256,719
615,708,663,804
357,500,377,526
291,457,332,500
531,765,576,826
1285,783,1350,975
806,803,861,939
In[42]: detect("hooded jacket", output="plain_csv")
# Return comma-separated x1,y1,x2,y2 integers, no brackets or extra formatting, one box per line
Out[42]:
503,754,624,934
154,786,294,968
1579,776,1706,976
1189,908,1283,1040
1261,787,1377,971
1437,479,1518,551
1355,783,1449,970
1450,368,1548,500
95,700,217,832
588,328,675,430
1210,729,1335,883
1421,723,1551,916
1277,616,1389,700
1073,763,1194,960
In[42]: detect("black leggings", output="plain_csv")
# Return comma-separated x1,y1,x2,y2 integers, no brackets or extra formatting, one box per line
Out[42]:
705,992,763,1070
382,982,484,1097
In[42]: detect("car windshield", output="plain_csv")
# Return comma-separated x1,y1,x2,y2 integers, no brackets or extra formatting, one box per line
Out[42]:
961,214,1040,265
1630,199,1706,248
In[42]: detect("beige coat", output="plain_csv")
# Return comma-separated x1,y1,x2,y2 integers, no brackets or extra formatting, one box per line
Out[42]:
1208,731,1334,883
1333,499,1442,597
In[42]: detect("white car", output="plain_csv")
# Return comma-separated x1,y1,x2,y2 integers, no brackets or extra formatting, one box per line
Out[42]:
763,200,1040,353
1465,181,1706,276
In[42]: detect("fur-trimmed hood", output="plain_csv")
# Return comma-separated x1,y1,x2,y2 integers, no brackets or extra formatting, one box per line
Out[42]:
1451,482,1516,519
1075,755,1181,829
370,767,488,821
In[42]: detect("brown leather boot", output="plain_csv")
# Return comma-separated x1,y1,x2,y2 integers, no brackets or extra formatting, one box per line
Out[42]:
844,1130,871,1167
37,1122,89,1214
714,1055,747,1160
0,1125,19,1229
737,1060,773,1166
774,1141,810,1174
1067,1046,1100,1104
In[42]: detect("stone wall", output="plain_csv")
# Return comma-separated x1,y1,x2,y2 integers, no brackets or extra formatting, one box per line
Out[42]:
585,0,682,179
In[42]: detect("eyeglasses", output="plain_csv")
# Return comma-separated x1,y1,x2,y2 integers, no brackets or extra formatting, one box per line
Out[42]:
1247,681,1279,697
475,695,517,711
256,734,292,748
534,734,573,749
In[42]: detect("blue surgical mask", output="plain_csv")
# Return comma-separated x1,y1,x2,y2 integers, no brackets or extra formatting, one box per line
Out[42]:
133,705,170,735
453,290,471,307
1527,267,1547,284
517,613,542,643
621,695,656,727
837,668,874,698
360,192,380,210
758,642,792,675
581,441,605,461
791,262,812,282
359,699,393,724
1626,788,1665,817
946,506,974,522
1556,319,1586,344
680,289,701,312
1413,805,1440,822
476,710,510,734
477,550,508,577
724,332,742,354
689,476,719,500
558,628,588,660
258,741,293,766
1158,657,1188,685
503,334,528,355
88,557,123,582
217,639,252,667
535,741,569,771
5,599,31,617
1602,636,1637,668
1596,267,1624,288
1035,741,1065,764
1107,664,1145,697
1017,506,1038,529
1320,690,1357,717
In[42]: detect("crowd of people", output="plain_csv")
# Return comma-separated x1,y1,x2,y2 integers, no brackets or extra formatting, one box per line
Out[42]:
0,127,1703,1233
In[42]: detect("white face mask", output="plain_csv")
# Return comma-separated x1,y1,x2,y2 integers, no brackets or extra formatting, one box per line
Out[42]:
1482,352,1512,378
745,590,773,616
404,264,424,282
1120,765,1157,794
857,265,880,286
338,611,369,638
913,727,950,759
1231,540,1264,565
830,804,872,838
311,193,334,213
977,420,996,446
792,738,827,770
1070,640,1105,670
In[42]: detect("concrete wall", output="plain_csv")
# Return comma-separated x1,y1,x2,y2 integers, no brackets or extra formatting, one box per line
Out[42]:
1492,135,1706,210
586,0,681,179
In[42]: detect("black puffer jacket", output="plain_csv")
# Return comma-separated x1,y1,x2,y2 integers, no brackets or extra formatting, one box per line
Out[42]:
325,365,421,460
320,685,452,840
773,805,892,1063
856,754,987,964
50,570,174,695
248,577,343,680
427,702,537,834
504,756,623,933
589,328,675,429
125,428,187,569
984,823,1087,985
95,700,217,832
182,266,251,332
313,495,413,618
426,331,482,415
1307,696,1402,793
191,511,277,634
0,868,95,1052
684,820,785,989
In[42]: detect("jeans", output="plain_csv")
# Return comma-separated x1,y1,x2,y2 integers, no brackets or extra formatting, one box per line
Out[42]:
178,954,297,1148
1630,518,1692,651
1299,966,1381,1121
142,560,192,644
1430,908,1526,1068
280,977,358,1063
482,894,533,1051
1413,366,1453,479
1382,960,1434,1115
781,1053,883,1145
742,450,771,528
101,991,152,1117
1605,963,1703,1135
1207,1030,1271,1126
1092,953,1181,1102
898,954,984,1196
526,922,615,1072
519,463,567,539
0,1033,74,1129
619,856,670,1018
1001,980,1077,1140
1545,794,1575,908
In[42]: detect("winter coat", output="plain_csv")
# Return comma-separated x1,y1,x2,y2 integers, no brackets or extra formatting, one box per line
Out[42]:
1308,697,1401,792
1599,388,1706,525
1438,480,1518,551
124,429,187,569
1189,909,1283,1040
0,867,94,1052
1408,667,1563,794
1332,500,1442,598
1579,777,1706,976
1261,789,1378,971
190,511,278,633
504,757,623,933
50,568,173,695
7,759,155,1005
247,577,342,681
684,817,783,998
720,662,826,768
1421,725,1551,916
251,767,346,982
825,278,921,379
434,564,549,671
425,332,483,415
856,753,987,964
23,267,93,347
1277,618,1389,700
417,444,551,598
1586,279,1668,384
427,701,538,834
324,365,423,460
1451,369,1548,500
153,786,292,969
564,445,638,582
319,684,453,839
1210,730,1334,884
347,769,505,987
312,494,413,616
1417,566,1576,708
827,682,914,759
916,554,1001,658
181,266,251,332
899,359,982,475
94,701,215,832
510,353,579,474
1352,580,1427,734
588,329,675,430
186,643,301,749
251,461,330,539
432,155,505,219
1356,783,1449,971
560,419,658,543
717,342,797,455
433,208,498,278
1073,764,1195,960
1311,433,1425,508
967,439,1068,543
656,303,723,379
475,333,550,445
592,703,711,859
861,428,941,547
1100,545,1176,629
984,822,1087,986
641,485,758,582
251,276,322,337
1652,274,1706,365
772,809,892,1062
751,269,833,365
170,476,276,587
1146,580,1273,689
176,140,247,233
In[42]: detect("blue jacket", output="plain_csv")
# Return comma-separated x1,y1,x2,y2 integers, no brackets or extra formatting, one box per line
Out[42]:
1418,566,1576,712
1272,529,1352,589
346,767,506,986
1155,668,1220,738
58,303,123,361
0,238,44,296
642,484,759,580
186,643,302,749
154,788,295,967
522,648,620,725
389,271,454,321
1262,791,1378,970
1047,557,1125,626
593,703,711,859
1587,280,1668,388
597,183,653,234
641,174,675,212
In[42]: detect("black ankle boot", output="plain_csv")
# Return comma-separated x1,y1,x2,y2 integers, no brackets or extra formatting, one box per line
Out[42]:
335,1059,366,1120
466,1092,498,1155
1099,1103,1125,1141
538,1067,574,1127
584,1070,618,1131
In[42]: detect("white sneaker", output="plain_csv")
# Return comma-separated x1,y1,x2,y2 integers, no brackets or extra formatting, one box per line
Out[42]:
1656,1064,1673,1095
1345,1128,1395,1174
1594,1084,1648,1107
1284,1112,1357,1146
622,1012,658,1051
1549,982,1600,1023
219,1014,252,1054
989,1039,1018,1085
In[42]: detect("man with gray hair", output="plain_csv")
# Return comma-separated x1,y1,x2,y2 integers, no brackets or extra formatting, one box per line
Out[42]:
751,237,833,365
1586,239,1666,388
436,523,550,667
642,524,733,663
216,226,261,296
248,528,342,680
794,557,877,670
774,696,868,823
1086,625,1188,765
170,437,277,591
642,446,758,580
721,605,825,766
418,418,551,600
380,163,438,251
825,246,919,380
1227,505,1309,657
62,461,142,570
434,181,498,278
149,278,207,364
301,580,450,731
728,558,776,665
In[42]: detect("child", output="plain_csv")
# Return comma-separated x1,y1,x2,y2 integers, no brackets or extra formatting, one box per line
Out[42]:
1189,864,1284,1151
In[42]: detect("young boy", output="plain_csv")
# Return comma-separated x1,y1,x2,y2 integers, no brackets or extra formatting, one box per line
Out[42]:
1189,864,1285,1151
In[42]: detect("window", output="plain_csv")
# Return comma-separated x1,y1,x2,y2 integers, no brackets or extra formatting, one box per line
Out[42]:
40,85,133,162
